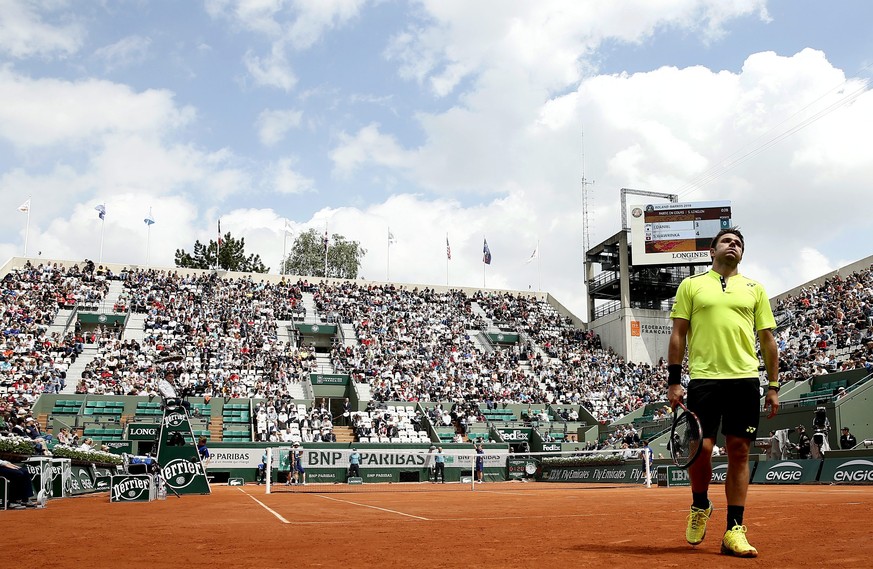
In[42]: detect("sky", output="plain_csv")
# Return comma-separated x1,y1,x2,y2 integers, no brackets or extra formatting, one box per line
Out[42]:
1,0,872,320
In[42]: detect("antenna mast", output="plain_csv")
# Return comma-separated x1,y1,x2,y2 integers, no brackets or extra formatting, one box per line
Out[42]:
581,127,594,254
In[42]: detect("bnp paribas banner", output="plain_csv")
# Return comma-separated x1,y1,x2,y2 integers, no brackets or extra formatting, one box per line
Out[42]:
276,448,507,470
820,458,873,484
751,459,821,484
156,407,211,495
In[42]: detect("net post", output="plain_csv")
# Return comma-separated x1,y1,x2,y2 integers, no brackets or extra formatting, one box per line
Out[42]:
644,456,651,488
266,447,272,495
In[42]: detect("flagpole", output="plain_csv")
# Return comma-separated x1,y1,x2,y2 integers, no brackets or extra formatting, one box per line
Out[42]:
146,218,152,268
537,239,541,292
446,234,449,287
282,219,288,276
216,219,221,270
483,236,486,289
386,226,390,282
99,214,106,264
24,197,31,257
323,221,329,278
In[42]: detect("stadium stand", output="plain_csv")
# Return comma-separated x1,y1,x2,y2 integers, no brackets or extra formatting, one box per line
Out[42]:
2,255,871,456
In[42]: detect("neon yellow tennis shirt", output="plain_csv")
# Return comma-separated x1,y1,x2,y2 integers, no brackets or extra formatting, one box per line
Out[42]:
670,270,776,379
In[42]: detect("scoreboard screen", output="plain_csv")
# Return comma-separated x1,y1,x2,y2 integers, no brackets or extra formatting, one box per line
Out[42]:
629,200,732,266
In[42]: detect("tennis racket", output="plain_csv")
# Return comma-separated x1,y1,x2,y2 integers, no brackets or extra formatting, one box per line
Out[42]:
669,401,703,469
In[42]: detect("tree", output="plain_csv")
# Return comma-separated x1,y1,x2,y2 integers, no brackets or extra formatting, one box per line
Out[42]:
175,232,269,273
283,228,366,279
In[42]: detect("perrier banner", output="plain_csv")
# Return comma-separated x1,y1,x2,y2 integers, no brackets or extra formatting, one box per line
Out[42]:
156,405,211,495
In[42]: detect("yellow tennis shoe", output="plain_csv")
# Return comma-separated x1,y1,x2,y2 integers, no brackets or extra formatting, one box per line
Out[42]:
721,524,758,558
685,501,713,545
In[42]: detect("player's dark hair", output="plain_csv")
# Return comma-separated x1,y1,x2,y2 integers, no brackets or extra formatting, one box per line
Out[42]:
710,227,744,250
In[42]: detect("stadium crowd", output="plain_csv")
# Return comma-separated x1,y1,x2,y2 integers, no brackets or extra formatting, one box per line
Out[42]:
4,258,873,451
1,261,109,426
774,266,873,382
252,397,336,443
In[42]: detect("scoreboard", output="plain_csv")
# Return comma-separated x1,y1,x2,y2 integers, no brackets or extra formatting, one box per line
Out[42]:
629,200,732,266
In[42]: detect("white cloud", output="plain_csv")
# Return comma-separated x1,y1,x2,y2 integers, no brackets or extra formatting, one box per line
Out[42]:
340,30,873,317
208,0,368,90
0,68,195,148
205,0,287,36
0,0,85,59
270,158,314,194
386,0,769,97
329,123,413,177
243,44,297,91
92,35,152,72
21,194,199,268
286,0,368,50
256,107,303,145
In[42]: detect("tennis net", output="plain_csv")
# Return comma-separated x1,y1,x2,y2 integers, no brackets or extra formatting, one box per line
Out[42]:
263,446,654,494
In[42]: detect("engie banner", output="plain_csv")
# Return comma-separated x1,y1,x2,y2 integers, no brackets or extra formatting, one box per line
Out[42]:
751,459,821,484
819,457,873,484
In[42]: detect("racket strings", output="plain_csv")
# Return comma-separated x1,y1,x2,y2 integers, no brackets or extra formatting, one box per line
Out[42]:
672,411,702,468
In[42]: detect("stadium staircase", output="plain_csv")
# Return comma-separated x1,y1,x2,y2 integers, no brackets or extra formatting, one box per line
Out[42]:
103,280,125,311
300,292,317,323
209,421,223,442
471,330,493,353
340,322,357,347
124,312,147,342
276,320,295,347
334,426,355,443
315,353,335,375
470,301,488,320
285,380,306,399
48,307,77,338
59,344,98,394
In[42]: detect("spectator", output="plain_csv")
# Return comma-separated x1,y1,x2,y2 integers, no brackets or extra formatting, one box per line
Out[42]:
795,427,810,459
840,427,857,450
0,459,37,508
56,428,71,446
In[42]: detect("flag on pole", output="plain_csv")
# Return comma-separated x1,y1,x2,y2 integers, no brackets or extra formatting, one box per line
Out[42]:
217,219,223,246
446,236,452,260
18,199,30,213
388,229,396,245
95,204,106,220
284,219,293,236
526,244,538,264
322,230,329,253
483,238,492,265
144,209,155,226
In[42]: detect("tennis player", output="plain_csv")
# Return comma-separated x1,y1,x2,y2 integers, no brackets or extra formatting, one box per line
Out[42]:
292,442,306,485
667,227,780,558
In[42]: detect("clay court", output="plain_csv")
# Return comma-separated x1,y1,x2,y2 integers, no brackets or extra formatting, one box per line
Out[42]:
2,482,871,568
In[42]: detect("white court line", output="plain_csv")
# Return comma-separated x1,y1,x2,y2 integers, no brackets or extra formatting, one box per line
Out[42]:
314,494,430,520
471,489,530,496
239,488,290,524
